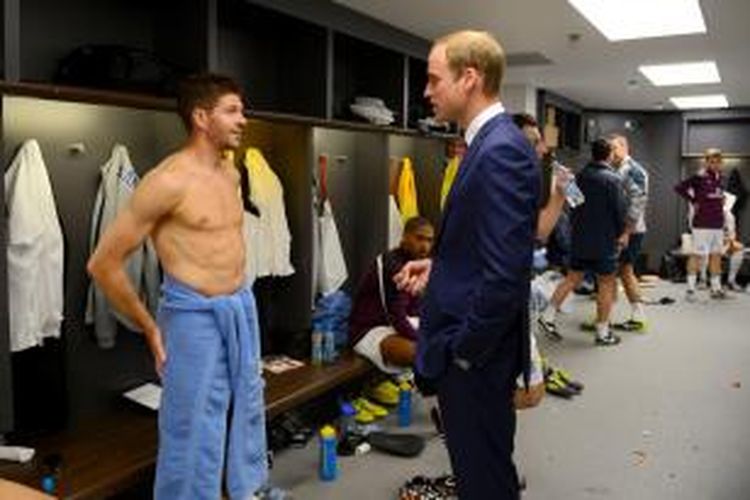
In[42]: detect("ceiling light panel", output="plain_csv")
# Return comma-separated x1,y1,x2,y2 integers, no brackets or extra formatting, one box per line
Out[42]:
639,61,721,86
568,0,706,41
670,94,729,109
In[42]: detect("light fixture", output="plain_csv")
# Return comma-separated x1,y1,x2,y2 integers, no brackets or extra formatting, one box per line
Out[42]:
639,61,721,86
568,0,706,41
670,94,729,109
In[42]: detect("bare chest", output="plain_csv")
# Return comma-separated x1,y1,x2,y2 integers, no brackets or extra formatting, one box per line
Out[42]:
177,174,243,230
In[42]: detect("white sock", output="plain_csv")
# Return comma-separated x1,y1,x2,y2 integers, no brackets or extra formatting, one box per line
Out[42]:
542,306,557,324
596,322,610,339
687,273,697,292
729,253,743,284
631,302,645,322
710,274,721,292
699,260,708,283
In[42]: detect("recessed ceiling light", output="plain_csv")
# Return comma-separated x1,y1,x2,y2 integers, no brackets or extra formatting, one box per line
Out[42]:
568,0,706,41
670,94,729,109
640,61,721,86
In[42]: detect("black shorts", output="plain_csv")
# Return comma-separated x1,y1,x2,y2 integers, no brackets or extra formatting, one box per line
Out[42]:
620,233,645,265
571,255,617,276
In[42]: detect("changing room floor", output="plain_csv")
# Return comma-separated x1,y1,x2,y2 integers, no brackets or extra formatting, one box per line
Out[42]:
270,280,750,500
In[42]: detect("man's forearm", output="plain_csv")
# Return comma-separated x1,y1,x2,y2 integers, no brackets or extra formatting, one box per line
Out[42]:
537,190,565,241
90,263,159,337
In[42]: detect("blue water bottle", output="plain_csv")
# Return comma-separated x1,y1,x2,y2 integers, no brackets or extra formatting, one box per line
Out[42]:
319,425,338,481
398,382,412,427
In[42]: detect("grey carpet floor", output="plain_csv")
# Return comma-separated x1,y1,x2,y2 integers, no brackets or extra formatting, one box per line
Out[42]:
270,281,750,499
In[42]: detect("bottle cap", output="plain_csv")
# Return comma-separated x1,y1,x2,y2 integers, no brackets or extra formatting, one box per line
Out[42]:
320,425,337,438
341,402,356,417
399,381,412,391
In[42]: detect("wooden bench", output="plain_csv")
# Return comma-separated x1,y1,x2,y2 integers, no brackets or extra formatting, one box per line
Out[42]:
0,351,373,499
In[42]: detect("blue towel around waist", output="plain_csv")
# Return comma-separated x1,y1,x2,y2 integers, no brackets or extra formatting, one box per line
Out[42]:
155,274,268,500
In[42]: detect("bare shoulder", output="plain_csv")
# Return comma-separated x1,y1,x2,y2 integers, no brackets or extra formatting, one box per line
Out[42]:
141,152,193,193
128,152,193,219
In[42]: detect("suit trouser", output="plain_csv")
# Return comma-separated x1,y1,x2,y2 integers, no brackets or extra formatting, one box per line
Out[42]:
438,360,519,500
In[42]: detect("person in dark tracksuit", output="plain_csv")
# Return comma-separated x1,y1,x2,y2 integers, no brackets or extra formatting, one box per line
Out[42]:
539,138,627,346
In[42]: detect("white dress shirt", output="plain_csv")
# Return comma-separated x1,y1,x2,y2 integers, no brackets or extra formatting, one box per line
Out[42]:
464,101,505,146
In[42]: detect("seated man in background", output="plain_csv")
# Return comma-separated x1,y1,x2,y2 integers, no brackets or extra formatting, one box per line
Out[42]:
350,217,434,374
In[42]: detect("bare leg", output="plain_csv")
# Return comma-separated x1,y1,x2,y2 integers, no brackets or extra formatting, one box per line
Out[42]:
596,274,617,326
686,254,701,292
709,252,724,292
728,242,745,286
549,271,585,310
620,263,645,323
620,263,641,304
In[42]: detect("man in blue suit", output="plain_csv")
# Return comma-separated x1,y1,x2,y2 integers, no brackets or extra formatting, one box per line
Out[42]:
398,30,540,499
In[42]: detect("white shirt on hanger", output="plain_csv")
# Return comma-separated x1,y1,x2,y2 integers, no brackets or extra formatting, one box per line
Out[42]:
4,139,64,352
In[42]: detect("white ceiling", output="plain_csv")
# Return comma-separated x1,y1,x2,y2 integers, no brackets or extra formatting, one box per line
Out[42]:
332,0,750,111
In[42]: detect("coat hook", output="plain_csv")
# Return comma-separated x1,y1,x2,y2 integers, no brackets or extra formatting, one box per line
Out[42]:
67,142,86,155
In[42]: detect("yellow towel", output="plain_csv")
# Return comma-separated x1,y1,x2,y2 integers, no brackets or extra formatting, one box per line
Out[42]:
397,157,419,223
440,156,460,210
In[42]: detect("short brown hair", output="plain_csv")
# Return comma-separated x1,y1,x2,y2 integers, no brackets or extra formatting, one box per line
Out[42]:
512,113,538,129
177,73,244,130
404,216,433,235
436,30,505,97
704,147,723,159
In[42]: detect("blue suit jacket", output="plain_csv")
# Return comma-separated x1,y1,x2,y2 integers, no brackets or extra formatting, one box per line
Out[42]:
417,113,540,380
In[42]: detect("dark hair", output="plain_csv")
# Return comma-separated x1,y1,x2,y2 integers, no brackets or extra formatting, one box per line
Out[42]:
591,137,612,162
512,112,538,130
404,216,433,234
177,73,244,130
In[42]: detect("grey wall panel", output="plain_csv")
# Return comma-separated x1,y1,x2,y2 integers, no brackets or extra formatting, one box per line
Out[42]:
686,119,750,156
313,128,358,290
583,111,683,271
313,128,388,291
353,133,389,282
2,96,182,425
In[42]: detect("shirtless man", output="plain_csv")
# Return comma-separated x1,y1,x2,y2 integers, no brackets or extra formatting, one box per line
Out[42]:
87,74,267,500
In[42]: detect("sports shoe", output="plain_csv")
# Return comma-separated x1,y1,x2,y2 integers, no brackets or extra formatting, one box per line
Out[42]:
550,367,584,393
710,289,729,300
594,333,621,347
353,397,388,418
613,319,647,333
544,375,576,398
367,379,399,406
254,485,294,500
353,404,375,424
538,317,563,341
686,289,697,303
